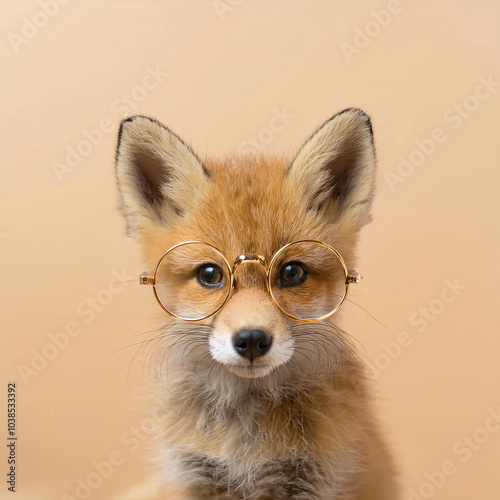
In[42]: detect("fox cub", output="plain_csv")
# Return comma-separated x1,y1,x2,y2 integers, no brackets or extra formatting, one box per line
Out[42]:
115,108,398,499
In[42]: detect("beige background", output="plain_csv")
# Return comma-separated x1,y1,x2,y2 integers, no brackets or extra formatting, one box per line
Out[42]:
1,1,499,499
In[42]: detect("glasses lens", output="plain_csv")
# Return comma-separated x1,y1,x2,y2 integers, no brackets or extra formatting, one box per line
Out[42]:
269,241,348,320
154,242,231,320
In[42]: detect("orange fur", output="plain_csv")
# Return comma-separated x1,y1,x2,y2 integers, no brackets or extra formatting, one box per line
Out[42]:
115,110,399,499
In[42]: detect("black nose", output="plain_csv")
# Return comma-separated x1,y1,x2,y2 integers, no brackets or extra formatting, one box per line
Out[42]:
233,329,273,360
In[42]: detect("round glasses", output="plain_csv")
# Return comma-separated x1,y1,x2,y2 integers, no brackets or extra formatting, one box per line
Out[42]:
140,240,361,322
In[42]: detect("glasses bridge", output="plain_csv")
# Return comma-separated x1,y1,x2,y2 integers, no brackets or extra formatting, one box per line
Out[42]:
232,254,269,273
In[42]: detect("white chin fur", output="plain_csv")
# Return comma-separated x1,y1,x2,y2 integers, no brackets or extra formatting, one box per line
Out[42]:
227,364,275,379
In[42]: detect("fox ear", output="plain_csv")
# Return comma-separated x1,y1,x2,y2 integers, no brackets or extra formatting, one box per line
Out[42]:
286,108,376,230
115,116,210,237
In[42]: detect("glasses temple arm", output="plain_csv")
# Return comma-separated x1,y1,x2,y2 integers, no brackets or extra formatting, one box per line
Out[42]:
346,271,361,284
140,273,155,285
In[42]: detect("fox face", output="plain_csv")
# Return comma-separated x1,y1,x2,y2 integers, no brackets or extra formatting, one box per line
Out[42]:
115,109,375,385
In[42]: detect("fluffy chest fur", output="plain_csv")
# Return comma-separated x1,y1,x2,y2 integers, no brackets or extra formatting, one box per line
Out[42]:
157,363,366,500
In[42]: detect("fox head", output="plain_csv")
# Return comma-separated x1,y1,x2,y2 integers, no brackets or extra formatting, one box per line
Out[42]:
115,109,375,384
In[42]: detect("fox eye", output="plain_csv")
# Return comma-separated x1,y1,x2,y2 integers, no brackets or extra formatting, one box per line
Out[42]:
278,262,307,287
197,264,224,288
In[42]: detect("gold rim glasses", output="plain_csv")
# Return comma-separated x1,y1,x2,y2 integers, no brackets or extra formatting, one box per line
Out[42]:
140,240,361,322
